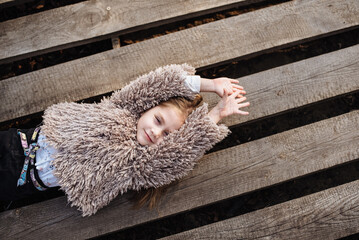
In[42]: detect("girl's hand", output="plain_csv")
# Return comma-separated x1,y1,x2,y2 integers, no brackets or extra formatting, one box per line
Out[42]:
208,89,250,123
213,77,245,97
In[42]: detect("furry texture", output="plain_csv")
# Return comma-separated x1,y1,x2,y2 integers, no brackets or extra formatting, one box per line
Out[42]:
41,64,230,216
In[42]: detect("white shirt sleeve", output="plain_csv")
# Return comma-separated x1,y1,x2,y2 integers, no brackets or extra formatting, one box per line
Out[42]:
35,133,60,187
185,75,201,93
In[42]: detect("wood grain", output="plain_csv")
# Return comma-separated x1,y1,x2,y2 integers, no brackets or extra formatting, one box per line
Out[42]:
1,0,358,123
0,0,262,63
1,42,358,127
162,178,359,240
208,43,359,127
1,111,358,239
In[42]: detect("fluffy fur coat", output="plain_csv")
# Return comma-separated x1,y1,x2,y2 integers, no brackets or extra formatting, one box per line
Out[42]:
41,64,230,216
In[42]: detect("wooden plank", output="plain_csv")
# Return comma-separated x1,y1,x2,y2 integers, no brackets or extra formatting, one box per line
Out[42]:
207,43,359,127
1,41,359,127
0,0,12,4
1,111,358,239
162,179,359,240
1,0,358,123
0,0,263,64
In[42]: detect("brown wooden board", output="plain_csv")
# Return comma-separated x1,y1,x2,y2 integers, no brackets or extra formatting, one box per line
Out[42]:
1,0,358,123
162,178,359,240
0,0,263,64
1,111,358,239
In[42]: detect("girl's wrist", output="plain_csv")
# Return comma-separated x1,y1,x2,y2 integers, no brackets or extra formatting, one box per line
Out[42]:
208,106,222,124
200,78,215,92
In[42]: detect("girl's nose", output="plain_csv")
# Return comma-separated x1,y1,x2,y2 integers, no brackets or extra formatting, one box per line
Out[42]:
152,128,162,139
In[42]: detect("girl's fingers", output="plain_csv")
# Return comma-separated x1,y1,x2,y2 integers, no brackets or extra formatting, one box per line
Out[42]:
230,79,239,84
232,87,246,95
231,89,242,98
223,88,229,98
232,84,244,90
235,97,247,103
237,102,250,108
236,110,249,115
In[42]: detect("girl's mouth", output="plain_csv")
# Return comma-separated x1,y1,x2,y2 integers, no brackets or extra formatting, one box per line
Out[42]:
145,131,153,143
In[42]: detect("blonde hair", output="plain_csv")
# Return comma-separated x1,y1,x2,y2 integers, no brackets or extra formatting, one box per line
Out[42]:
133,94,203,209
160,94,203,119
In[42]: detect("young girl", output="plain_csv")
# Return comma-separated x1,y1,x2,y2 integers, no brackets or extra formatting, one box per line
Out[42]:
0,64,249,216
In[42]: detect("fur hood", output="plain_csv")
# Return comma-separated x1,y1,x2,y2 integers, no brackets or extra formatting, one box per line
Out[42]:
41,64,230,216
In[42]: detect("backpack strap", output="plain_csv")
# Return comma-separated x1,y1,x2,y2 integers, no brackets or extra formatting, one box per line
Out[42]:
17,127,48,191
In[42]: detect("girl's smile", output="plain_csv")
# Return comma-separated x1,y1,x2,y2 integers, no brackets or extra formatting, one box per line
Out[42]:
144,130,153,143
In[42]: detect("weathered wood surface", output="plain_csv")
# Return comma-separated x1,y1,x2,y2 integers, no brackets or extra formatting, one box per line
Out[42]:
204,44,359,126
1,111,358,239
1,41,359,131
1,0,358,123
162,178,359,240
0,0,11,4
0,0,262,64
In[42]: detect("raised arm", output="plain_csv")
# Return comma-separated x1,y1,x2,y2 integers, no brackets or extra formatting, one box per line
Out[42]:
130,103,230,190
108,64,197,115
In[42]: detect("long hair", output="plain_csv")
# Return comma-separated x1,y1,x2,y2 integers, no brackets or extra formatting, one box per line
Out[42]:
133,94,203,209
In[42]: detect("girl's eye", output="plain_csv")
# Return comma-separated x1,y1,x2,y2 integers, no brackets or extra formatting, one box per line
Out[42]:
163,131,169,136
155,116,161,124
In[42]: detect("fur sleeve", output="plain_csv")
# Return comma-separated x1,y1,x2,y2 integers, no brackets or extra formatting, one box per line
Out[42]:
131,103,230,190
108,64,197,115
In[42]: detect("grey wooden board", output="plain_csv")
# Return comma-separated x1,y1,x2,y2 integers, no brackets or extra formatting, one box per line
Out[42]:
208,43,359,127
1,0,359,123
1,41,359,129
1,110,358,239
0,0,263,64
162,178,359,240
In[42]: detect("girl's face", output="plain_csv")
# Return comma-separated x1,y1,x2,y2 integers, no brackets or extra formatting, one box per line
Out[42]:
137,105,185,146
